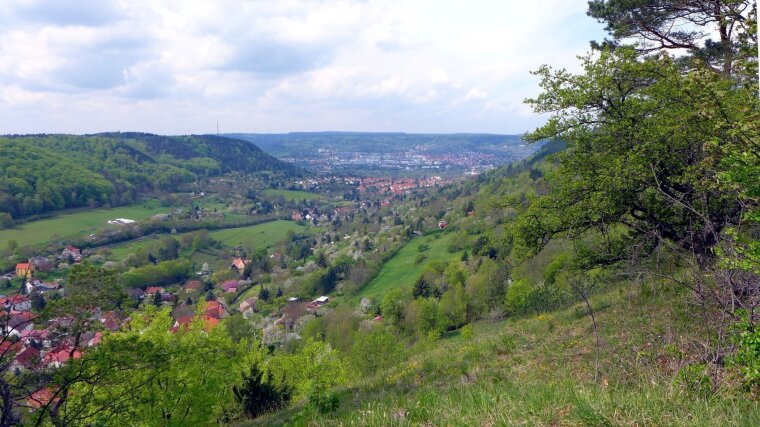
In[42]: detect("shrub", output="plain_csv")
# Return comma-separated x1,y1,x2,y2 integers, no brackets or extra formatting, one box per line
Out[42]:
732,311,760,389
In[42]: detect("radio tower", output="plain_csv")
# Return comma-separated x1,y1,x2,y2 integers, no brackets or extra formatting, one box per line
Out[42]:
216,122,219,136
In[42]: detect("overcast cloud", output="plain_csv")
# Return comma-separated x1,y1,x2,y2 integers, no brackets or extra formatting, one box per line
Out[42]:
0,0,606,134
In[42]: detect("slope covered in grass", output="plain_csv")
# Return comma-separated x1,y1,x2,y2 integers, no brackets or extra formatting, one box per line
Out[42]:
358,231,461,300
248,283,759,426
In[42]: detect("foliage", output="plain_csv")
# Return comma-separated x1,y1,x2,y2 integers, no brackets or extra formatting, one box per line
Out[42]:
350,328,405,375
267,340,347,412
234,363,291,419
120,259,193,289
732,310,760,389
36,307,255,426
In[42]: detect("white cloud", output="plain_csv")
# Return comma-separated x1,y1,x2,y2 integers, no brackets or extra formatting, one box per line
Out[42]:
0,0,606,134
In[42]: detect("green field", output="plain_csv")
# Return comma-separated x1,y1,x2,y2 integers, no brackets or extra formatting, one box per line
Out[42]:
108,220,307,261
262,189,322,201
209,220,306,248
0,201,166,248
359,232,460,300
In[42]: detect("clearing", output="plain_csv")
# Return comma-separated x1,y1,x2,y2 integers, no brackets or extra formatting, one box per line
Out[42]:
359,232,461,300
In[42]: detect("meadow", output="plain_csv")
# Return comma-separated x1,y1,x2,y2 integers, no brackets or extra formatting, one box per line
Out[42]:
0,201,166,248
108,220,307,261
358,232,460,300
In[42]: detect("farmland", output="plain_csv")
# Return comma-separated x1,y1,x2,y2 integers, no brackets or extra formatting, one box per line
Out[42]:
0,201,166,248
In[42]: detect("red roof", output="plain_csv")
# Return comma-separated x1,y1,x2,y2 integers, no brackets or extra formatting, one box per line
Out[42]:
43,346,82,366
204,301,226,319
14,346,40,369
171,314,219,333
16,263,31,269
145,287,164,295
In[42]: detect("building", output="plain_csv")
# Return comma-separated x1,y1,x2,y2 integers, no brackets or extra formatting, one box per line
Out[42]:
61,245,82,260
231,258,249,273
15,263,33,279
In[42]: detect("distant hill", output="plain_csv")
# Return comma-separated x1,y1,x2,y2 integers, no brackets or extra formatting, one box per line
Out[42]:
227,132,529,157
0,133,301,221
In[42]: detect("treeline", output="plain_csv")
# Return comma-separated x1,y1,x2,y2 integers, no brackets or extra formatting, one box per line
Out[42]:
0,133,301,222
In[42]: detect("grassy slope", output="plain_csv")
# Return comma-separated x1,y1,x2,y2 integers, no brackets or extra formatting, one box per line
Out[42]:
0,201,166,248
262,189,322,201
358,232,461,300
252,284,759,426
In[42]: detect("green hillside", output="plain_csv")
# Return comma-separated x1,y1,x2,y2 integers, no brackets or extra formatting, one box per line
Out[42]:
249,284,759,426
0,133,301,222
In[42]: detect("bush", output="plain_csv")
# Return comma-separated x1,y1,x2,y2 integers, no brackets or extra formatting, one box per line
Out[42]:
732,311,760,389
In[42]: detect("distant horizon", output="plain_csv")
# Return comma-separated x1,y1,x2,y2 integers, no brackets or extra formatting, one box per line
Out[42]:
2,130,528,137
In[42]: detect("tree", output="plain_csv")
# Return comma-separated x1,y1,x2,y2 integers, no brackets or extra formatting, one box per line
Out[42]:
233,363,290,419
350,329,404,376
412,276,433,299
153,291,162,307
267,340,346,412
513,1,758,335
381,288,406,329
31,293,46,311
587,0,755,75
258,287,270,301
33,307,256,426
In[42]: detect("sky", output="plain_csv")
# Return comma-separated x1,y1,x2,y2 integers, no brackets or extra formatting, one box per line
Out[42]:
0,0,607,135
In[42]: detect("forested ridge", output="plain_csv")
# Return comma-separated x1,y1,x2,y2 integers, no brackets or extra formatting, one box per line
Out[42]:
0,133,300,222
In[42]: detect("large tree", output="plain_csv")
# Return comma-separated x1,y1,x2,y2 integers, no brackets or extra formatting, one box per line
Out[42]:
512,1,758,321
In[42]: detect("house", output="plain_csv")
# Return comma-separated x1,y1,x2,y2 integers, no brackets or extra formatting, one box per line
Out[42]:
2,295,32,312
291,212,304,221
222,280,239,293
61,245,82,260
12,346,40,371
204,300,227,319
307,296,329,310
145,287,164,297
43,345,83,368
20,329,52,349
160,293,178,304
171,314,219,333
26,280,60,294
30,256,54,272
99,311,121,331
4,312,36,337
127,288,145,301
238,297,257,313
231,258,249,273
438,220,448,229
184,280,202,294
15,263,33,279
